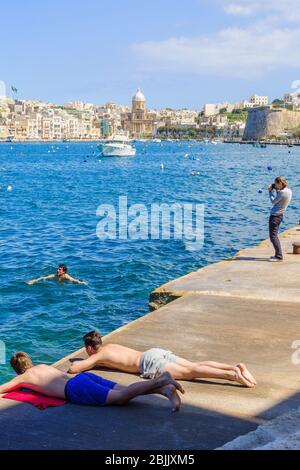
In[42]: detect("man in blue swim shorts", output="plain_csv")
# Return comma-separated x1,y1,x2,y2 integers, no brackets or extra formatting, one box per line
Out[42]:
0,352,184,412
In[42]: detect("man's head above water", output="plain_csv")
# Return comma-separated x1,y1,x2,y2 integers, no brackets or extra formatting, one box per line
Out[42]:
83,331,103,356
57,264,68,276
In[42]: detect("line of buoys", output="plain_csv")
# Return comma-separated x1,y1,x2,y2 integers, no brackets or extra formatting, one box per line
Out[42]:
257,144,297,196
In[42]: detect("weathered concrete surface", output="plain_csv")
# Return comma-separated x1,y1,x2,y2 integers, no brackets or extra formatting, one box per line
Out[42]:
219,406,300,450
150,226,300,309
1,226,300,450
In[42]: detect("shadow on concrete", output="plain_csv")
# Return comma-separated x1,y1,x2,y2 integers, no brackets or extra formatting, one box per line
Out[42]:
2,388,300,450
0,396,257,450
256,391,300,421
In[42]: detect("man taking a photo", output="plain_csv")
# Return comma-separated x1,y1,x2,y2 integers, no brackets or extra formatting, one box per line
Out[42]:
268,176,292,262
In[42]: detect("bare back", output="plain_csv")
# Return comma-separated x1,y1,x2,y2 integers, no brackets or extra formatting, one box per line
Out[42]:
93,344,142,373
19,365,72,398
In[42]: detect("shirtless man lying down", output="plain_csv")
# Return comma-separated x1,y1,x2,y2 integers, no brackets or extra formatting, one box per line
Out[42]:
0,352,184,412
68,331,257,388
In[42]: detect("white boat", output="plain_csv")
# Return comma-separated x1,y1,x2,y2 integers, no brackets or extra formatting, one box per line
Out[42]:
98,134,136,157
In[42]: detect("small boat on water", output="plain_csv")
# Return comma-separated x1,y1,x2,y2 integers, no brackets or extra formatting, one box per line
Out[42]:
98,133,136,157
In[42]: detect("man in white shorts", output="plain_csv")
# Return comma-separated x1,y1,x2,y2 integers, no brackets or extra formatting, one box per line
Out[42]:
68,331,257,388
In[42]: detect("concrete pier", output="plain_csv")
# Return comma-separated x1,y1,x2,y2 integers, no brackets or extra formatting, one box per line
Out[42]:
1,226,300,450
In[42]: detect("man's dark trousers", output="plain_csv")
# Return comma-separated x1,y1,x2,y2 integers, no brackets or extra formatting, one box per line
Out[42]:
269,214,283,259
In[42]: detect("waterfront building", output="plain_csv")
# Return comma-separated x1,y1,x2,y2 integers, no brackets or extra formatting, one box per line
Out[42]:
242,101,255,109
0,122,8,139
216,101,235,113
27,113,42,139
202,102,234,117
203,104,218,117
284,92,300,110
238,95,269,109
224,121,246,139
249,94,269,106
155,108,199,129
121,89,157,138
64,101,85,110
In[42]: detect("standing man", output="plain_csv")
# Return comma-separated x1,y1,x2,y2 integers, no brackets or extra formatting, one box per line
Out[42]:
268,176,292,262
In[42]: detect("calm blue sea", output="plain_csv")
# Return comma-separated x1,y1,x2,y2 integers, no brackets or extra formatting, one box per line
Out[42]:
0,141,299,381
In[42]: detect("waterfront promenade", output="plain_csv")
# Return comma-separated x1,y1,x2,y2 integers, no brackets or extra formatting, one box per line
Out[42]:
1,226,300,449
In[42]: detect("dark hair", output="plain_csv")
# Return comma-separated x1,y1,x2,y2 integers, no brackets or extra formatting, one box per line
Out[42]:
275,176,288,188
10,352,33,375
58,264,68,273
83,331,102,350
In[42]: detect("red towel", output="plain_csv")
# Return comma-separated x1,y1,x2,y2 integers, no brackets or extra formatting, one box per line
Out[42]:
3,390,67,410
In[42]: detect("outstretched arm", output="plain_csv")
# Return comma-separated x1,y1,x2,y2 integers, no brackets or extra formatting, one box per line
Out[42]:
0,375,23,394
68,356,99,374
64,274,88,285
27,275,55,285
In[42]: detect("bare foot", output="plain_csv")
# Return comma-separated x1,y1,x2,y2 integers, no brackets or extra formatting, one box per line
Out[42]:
237,363,257,386
234,366,254,388
156,372,185,394
161,384,181,412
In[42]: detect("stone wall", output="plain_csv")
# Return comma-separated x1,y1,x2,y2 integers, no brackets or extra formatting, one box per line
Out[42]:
243,107,300,140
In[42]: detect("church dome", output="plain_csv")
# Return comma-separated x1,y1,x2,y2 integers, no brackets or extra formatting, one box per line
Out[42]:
133,88,145,102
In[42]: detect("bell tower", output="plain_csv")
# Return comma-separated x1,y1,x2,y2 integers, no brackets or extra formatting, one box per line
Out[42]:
132,88,146,119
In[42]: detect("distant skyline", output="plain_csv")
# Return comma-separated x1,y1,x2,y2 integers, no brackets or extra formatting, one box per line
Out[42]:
1,0,300,108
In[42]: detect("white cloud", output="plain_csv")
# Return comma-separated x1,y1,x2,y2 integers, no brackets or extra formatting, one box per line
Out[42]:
224,3,255,16
132,24,300,79
222,0,300,21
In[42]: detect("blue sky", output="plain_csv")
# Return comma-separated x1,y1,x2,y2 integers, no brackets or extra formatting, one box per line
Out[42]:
1,0,300,108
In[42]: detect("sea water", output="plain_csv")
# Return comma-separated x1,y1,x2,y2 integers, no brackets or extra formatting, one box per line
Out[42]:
0,141,298,381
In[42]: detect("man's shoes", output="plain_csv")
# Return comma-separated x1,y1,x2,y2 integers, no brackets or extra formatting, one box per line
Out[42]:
269,256,283,262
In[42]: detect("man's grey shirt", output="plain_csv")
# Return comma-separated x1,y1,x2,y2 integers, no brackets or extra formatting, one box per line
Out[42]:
269,187,292,216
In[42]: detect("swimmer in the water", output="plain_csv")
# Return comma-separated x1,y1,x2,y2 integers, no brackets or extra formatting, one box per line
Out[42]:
27,264,87,285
